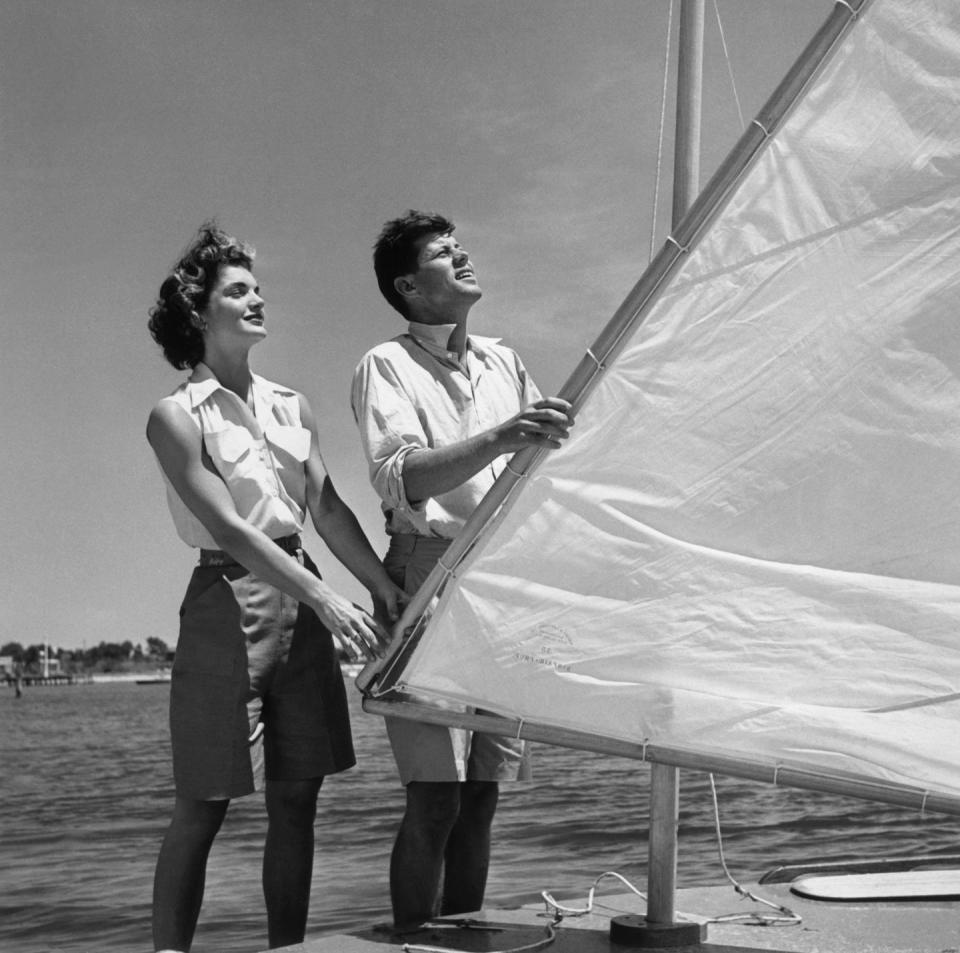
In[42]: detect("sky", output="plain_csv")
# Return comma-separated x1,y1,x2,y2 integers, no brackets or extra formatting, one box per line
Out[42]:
1,0,833,653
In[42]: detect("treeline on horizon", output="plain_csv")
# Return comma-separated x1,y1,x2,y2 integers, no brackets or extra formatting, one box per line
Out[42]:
1,637,174,674
2,636,357,674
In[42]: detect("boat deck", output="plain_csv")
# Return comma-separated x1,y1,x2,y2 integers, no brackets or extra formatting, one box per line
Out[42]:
268,880,960,952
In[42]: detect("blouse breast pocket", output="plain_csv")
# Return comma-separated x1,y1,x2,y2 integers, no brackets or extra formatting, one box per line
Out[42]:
264,424,311,469
204,424,258,481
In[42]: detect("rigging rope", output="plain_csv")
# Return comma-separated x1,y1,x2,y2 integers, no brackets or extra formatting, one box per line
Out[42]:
649,0,675,262
713,0,746,130
400,779,801,953
651,0,749,262
708,774,802,927
537,780,802,930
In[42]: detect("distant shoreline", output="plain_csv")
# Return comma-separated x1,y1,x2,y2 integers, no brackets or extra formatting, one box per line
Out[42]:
88,662,365,684
6,661,366,688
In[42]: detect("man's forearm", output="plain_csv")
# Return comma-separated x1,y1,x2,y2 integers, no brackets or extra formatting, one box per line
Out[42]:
401,433,503,503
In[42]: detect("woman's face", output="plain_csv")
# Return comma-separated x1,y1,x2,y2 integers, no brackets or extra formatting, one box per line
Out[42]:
198,264,266,352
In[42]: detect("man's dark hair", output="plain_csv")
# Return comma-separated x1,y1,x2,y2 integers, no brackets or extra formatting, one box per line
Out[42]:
373,210,455,317
148,221,254,369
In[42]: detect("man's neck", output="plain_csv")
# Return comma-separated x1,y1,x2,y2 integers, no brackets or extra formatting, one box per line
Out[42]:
410,306,471,357
445,320,467,358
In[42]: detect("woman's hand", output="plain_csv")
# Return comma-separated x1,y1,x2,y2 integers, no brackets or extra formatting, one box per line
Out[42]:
312,585,392,660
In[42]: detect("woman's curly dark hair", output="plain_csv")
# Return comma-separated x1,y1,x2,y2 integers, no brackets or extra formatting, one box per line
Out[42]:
148,222,255,369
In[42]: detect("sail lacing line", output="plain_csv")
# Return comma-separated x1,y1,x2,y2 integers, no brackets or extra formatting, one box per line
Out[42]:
584,348,606,372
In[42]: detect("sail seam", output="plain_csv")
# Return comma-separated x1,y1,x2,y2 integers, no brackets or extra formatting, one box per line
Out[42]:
869,691,960,713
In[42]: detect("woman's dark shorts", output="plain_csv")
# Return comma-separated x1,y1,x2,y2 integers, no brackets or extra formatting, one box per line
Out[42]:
169,547,355,800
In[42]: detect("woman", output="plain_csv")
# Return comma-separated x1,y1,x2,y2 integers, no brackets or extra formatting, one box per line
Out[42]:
146,223,402,952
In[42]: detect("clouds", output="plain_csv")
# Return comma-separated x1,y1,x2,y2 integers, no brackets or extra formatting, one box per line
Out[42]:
0,1,833,649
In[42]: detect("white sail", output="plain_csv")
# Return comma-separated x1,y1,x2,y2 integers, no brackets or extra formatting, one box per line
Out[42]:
366,0,960,809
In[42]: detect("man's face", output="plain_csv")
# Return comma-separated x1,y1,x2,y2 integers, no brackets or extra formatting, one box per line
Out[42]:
404,231,482,319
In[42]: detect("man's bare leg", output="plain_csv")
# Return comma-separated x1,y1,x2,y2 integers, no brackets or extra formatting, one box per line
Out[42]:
390,781,461,927
441,780,498,915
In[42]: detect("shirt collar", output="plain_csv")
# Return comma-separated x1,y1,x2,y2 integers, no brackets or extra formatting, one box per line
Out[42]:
406,322,501,362
185,362,295,411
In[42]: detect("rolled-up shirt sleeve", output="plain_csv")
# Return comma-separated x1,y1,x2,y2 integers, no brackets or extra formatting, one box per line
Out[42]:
351,351,426,516
353,330,540,538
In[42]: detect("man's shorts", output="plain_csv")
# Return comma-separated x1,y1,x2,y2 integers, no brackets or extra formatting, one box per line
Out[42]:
385,712,531,785
169,547,355,800
383,533,530,786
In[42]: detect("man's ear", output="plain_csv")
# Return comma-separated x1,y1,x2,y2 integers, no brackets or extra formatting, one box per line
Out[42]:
394,275,417,301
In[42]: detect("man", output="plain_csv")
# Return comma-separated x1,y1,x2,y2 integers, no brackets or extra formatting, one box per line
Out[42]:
351,210,575,927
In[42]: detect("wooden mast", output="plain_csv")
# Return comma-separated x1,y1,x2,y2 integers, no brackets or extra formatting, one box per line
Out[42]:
644,0,704,937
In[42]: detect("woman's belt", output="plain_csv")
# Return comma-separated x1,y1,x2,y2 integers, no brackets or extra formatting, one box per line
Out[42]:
198,533,302,567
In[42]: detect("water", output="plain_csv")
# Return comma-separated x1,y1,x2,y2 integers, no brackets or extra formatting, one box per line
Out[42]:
2,680,958,953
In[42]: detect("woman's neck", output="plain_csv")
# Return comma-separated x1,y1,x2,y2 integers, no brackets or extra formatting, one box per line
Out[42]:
204,352,254,404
